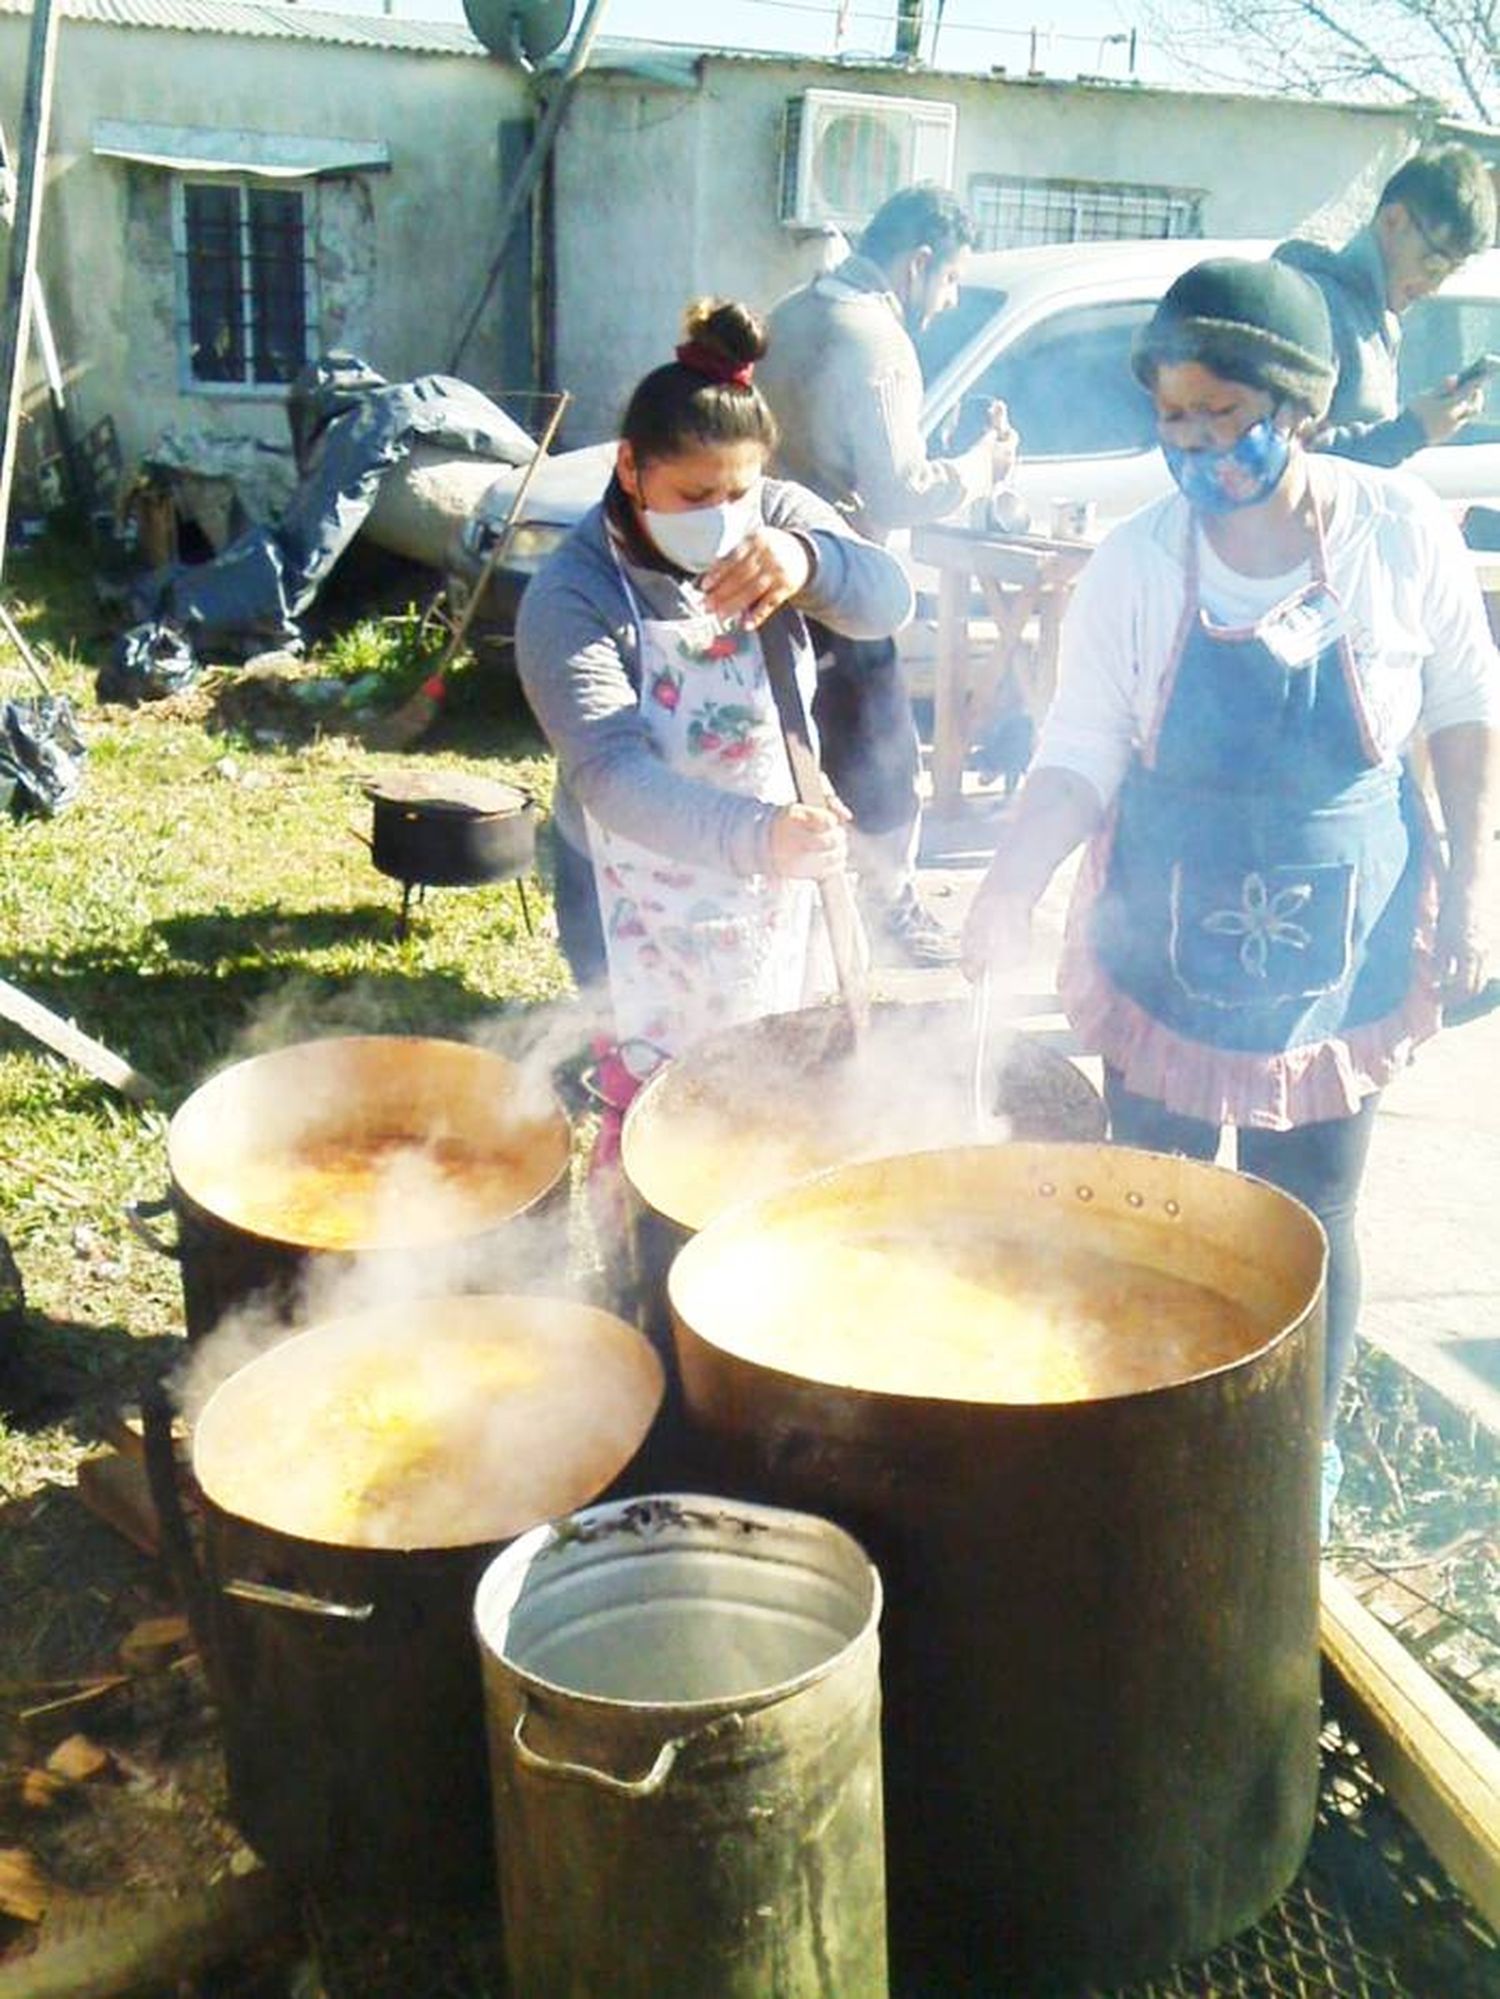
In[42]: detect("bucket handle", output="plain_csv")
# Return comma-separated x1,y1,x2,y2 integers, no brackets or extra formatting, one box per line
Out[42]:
223,1579,375,1622
511,1700,743,1799
125,1194,181,1259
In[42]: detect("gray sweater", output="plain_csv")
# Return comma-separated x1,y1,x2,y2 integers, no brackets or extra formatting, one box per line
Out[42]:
1274,229,1427,468
515,477,913,876
758,254,991,542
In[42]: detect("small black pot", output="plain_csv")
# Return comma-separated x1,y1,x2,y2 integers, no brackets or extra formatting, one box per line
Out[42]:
365,771,537,889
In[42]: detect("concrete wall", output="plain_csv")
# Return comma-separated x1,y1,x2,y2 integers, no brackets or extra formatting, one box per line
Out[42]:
0,17,528,479
551,55,1426,442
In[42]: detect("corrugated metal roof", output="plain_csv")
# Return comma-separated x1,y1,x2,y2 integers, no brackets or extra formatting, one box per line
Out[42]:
0,0,487,58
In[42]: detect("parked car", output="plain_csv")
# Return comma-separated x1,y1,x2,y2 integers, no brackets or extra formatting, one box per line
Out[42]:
456,236,1500,628
915,236,1500,533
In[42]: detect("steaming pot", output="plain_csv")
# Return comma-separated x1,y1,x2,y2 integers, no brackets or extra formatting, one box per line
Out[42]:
621,999,1104,1310
668,1141,1326,1990
144,1293,663,1901
138,1034,571,1339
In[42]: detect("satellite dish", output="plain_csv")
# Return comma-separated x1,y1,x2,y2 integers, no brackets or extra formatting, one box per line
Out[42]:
462,0,576,65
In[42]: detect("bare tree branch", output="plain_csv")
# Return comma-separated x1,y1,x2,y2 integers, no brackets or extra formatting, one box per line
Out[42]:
1143,0,1496,122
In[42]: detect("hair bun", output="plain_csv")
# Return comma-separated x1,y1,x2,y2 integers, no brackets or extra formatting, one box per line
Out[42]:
681,297,769,370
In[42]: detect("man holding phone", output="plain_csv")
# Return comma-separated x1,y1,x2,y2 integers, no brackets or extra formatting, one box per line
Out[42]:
1275,144,1497,467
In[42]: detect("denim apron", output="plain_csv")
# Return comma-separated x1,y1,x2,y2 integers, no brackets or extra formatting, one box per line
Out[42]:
583,561,817,1061
1087,520,1429,1077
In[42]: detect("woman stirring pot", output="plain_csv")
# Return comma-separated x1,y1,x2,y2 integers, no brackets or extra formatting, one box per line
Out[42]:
517,297,911,1112
963,259,1498,1535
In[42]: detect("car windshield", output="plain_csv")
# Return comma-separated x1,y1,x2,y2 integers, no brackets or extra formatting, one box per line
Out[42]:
925,298,1159,460
917,287,1008,386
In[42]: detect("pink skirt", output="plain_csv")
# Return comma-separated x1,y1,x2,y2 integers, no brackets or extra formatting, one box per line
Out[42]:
1058,832,1443,1131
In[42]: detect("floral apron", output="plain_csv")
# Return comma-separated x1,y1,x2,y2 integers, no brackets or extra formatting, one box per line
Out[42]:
584,569,819,1063
1062,515,1438,1128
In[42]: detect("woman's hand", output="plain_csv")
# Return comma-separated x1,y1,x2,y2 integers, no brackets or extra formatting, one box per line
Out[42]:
768,802,847,880
702,528,812,631
961,877,1037,982
1435,868,1488,1004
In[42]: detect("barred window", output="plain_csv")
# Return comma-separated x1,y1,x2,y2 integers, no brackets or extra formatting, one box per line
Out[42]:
175,179,314,389
968,175,1204,250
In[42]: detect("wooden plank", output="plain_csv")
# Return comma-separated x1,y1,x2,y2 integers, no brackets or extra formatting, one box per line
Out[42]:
1321,1566,1500,1929
0,1870,291,1999
0,976,158,1103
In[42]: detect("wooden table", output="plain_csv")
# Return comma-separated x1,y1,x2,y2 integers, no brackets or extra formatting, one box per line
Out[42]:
912,522,1095,816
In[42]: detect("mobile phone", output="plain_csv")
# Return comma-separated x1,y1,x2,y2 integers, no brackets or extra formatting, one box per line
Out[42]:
1452,352,1500,391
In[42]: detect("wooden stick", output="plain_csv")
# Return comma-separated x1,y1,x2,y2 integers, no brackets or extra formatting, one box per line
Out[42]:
0,597,55,697
1321,1566,1500,1929
0,0,61,591
759,610,869,1038
368,390,571,753
0,976,158,1103
0,1871,292,1999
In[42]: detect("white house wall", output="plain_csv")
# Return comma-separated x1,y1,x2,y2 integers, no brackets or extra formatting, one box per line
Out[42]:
552,56,1425,443
0,16,528,474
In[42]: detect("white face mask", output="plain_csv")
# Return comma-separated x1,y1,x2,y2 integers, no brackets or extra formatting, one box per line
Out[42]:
642,482,761,574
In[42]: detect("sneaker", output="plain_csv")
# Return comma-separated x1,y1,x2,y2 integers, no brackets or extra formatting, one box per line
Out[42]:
878,884,962,968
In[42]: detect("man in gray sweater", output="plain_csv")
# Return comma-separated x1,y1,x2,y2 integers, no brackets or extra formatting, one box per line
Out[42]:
1275,144,1496,468
759,185,1016,964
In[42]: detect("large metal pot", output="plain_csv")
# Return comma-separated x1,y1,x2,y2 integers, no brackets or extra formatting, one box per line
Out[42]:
145,1293,663,1902
668,1143,1326,1991
147,1034,571,1339
621,998,1104,1317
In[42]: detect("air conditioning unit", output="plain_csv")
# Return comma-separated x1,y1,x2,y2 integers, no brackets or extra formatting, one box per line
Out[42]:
779,89,958,231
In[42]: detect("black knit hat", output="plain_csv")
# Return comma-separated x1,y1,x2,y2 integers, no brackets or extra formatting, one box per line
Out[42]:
1132,258,1337,419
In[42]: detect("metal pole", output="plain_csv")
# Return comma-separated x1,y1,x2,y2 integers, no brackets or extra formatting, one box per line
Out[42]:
447,0,612,374
0,0,63,588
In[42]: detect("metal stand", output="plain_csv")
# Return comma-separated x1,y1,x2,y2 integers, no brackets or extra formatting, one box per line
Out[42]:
393,874,536,943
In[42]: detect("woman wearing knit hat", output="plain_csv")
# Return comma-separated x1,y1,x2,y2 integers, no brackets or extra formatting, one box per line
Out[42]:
963,257,1499,1539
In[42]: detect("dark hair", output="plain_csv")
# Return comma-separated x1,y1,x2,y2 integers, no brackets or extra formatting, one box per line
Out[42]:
1379,144,1497,260
620,298,777,466
859,183,977,268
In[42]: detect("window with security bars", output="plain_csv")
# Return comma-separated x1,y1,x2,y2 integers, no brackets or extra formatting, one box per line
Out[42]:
176,180,314,389
969,175,1204,249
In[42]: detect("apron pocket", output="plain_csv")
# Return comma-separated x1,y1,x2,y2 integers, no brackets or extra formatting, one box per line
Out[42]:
1169,859,1355,1007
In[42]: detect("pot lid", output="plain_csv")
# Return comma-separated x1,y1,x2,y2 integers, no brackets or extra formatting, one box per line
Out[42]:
362,769,531,819
191,1295,663,1551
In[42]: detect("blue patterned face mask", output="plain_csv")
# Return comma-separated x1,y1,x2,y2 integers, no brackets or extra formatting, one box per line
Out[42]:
1162,416,1291,514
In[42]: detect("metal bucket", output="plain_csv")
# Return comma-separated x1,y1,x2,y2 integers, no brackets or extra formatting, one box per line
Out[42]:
668,1143,1327,1991
474,1493,888,1998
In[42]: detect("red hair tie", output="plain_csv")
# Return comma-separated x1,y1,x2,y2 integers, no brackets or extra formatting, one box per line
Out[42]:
675,340,754,388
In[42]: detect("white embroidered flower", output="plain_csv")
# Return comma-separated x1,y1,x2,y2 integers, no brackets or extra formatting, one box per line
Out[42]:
1201,872,1313,979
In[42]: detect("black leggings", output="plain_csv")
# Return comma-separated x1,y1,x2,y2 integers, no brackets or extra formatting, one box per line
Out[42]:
1103,1068,1380,1433
807,624,920,838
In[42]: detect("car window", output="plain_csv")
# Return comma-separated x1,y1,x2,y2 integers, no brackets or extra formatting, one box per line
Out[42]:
1401,294,1500,443
917,287,1008,386
930,299,1159,460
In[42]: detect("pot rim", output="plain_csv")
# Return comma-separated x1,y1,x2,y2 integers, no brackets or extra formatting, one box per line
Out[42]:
190,1294,664,1553
165,1033,571,1247
666,1140,1327,1413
